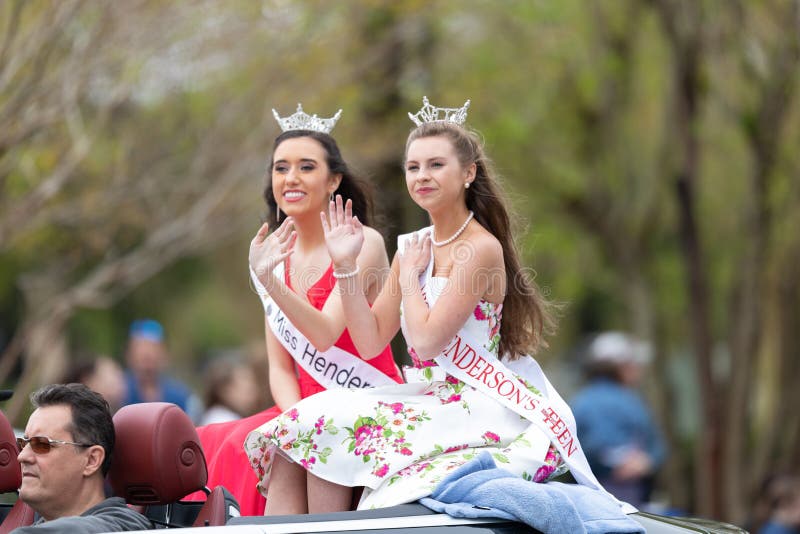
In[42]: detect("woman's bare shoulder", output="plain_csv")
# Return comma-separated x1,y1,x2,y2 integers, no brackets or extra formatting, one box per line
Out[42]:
464,225,503,268
360,225,390,265
362,225,387,244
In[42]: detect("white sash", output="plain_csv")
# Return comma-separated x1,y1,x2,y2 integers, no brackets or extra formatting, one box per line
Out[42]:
249,264,396,390
397,231,635,513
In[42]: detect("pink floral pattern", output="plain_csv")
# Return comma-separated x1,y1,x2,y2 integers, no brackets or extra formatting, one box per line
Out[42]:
474,301,502,354
482,431,501,445
423,379,470,411
342,401,431,477
525,444,567,483
244,249,566,509
261,410,336,473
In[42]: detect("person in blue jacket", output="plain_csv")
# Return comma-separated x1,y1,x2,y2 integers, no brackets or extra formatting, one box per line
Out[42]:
121,319,201,422
570,331,666,508
752,474,800,534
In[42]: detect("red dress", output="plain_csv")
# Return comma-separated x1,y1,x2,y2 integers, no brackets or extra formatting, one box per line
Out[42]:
194,262,402,516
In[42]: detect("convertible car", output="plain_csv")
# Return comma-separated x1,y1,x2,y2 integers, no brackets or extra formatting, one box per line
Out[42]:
139,505,749,533
1,399,746,533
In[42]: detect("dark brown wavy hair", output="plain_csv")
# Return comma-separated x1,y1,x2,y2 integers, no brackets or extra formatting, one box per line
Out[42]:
405,121,556,359
264,130,374,225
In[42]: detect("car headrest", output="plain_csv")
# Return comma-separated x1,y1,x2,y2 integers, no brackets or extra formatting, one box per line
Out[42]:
108,403,208,504
0,410,21,492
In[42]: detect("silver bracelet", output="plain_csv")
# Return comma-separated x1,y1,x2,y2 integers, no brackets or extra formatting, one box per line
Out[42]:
332,265,360,279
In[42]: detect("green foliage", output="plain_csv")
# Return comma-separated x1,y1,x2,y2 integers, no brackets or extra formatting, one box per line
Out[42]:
2,0,799,517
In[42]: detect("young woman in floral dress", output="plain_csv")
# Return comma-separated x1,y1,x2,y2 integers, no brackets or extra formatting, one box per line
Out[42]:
246,99,572,514
196,107,402,516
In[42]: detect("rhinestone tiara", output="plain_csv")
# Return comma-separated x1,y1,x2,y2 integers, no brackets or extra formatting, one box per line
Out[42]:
408,96,470,127
272,103,343,134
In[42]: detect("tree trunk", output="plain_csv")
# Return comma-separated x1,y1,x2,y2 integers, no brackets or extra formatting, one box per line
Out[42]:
674,168,720,518
724,18,798,518
673,53,721,522
653,0,721,516
5,312,69,423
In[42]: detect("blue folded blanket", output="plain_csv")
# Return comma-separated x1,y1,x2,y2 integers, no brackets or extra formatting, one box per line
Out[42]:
419,452,644,534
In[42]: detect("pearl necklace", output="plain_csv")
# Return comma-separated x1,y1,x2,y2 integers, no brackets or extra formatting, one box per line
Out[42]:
431,211,474,247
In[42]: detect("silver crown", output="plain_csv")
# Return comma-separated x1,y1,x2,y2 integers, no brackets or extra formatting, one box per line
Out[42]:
272,103,342,134
408,96,470,126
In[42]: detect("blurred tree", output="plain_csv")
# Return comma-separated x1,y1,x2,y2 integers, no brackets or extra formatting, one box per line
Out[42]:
0,0,288,419
1,0,798,523
401,0,800,522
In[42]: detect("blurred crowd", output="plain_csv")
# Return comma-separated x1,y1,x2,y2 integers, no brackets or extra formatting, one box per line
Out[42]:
60,319,264,427
8,325,799,532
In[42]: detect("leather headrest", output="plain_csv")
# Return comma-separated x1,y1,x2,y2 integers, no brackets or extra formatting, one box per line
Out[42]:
0,410,21,492
108,403,207,504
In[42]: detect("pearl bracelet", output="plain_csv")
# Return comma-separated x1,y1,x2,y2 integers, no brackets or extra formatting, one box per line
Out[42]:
332,265,360,279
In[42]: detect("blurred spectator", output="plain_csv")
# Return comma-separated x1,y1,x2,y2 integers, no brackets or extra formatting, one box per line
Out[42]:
121,319,201,422
570,331,666,508
62,356,127,413
199,353,260,426
751,474,800,534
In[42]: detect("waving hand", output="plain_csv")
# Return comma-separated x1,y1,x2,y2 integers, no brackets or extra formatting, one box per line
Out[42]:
249,218,296,276
321,195,364,270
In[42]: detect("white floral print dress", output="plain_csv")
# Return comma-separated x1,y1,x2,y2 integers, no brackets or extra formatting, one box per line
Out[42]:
244,263,566,510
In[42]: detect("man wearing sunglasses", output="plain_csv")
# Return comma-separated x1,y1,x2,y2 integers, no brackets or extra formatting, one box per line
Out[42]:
12,383,152,533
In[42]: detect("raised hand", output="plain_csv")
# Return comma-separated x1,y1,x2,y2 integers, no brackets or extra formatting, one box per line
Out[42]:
398,230,431,283
249,218,296,277
321,195,364,270
612,448,653,482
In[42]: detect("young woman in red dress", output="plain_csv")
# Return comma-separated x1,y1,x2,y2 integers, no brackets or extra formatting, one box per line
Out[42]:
195,106,402,516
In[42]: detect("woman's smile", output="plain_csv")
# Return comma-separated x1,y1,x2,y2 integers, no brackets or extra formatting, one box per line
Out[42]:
282,190,307,202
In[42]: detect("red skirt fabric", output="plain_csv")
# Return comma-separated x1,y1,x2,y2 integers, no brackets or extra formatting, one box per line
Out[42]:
190,407,281,515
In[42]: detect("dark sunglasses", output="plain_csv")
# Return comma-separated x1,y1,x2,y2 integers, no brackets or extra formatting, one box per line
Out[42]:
17,436,92,454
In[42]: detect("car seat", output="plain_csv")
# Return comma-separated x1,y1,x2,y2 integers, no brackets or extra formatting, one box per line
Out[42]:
108,402,238,527
0,410,35,533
